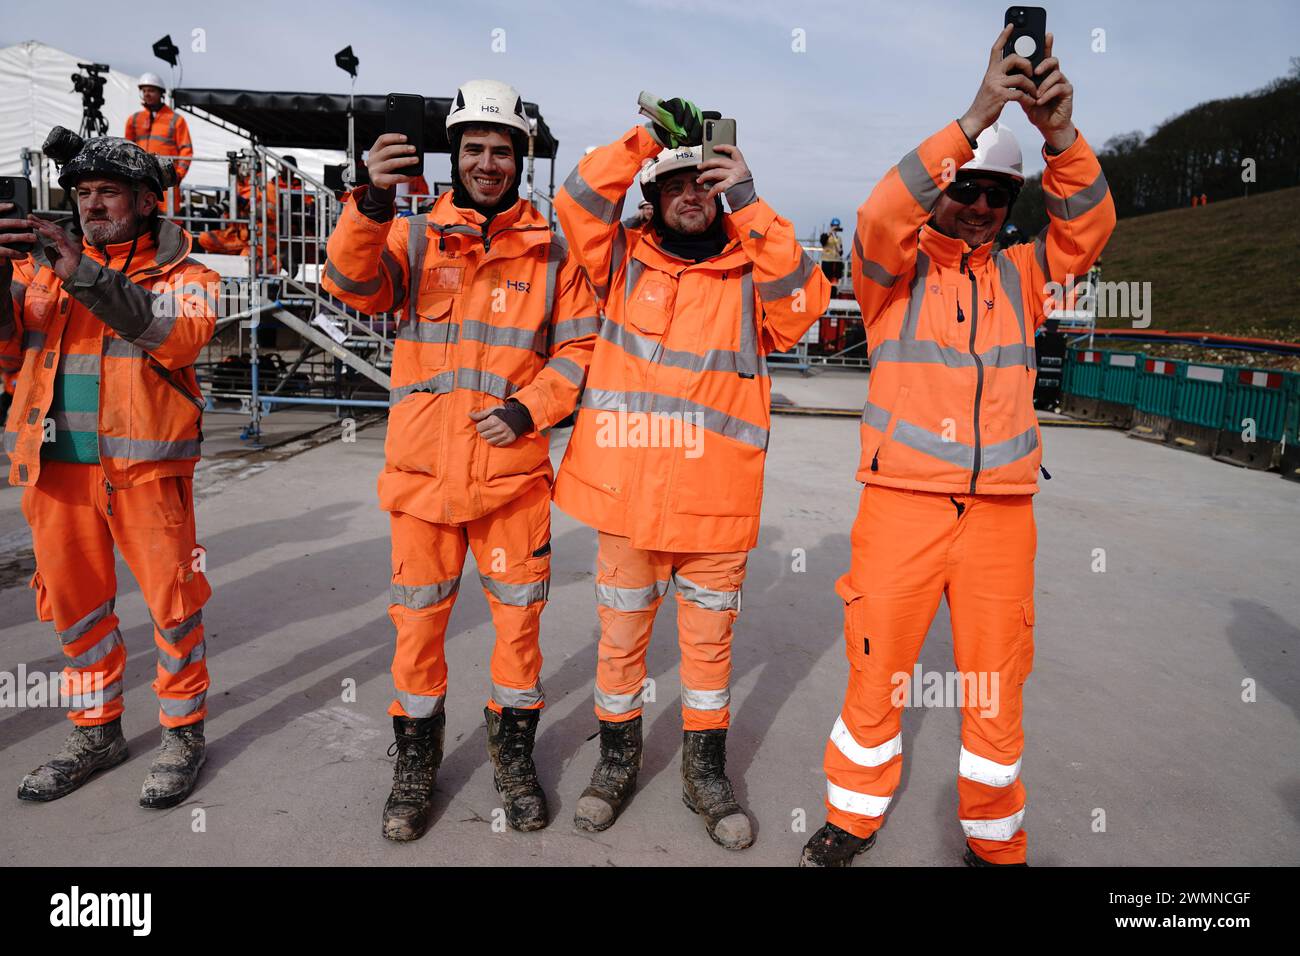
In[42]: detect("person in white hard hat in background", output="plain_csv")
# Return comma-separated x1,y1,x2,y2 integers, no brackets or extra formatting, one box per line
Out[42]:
124,74,193,217
800,26,1114,867
820,218,844,283
322,80,598,843
621,198,654,231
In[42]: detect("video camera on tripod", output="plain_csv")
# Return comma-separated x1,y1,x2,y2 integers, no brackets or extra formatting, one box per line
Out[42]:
70,62,110,138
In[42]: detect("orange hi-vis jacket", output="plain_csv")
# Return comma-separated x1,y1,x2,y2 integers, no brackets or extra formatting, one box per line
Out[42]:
554,125,830,553
124,104,193,181
852,121,1115,495
2,218,218,488
322,189,599,525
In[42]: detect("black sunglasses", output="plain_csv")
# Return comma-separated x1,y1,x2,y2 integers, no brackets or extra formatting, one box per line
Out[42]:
945,180,1015,209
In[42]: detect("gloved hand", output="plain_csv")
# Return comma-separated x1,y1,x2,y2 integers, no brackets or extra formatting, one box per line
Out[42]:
650,97,704,149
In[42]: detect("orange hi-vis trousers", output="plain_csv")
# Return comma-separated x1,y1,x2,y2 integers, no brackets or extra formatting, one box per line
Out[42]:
387,479,551,720
22,461,212,728
592,532,747,731
822,484,1036,864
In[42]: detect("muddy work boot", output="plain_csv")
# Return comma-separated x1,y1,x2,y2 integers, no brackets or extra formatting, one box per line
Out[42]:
18,718,129,802
574,717,643,832
963,842,1029,867
382,713,445,842
681,728,754,849
484,706,548,831
799,822,877,867
139,720,207,809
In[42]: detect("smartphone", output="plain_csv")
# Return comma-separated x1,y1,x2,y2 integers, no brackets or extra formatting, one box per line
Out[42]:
0,176,34,254
1003,6,1047,83
384,93,425,178
702,118,737,164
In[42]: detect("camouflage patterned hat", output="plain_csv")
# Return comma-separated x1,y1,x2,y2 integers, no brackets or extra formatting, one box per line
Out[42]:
46,128,174,198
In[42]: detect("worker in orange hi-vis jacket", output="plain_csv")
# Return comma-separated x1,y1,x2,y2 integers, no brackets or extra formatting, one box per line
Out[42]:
322,80,598,843
124,74,192,218
554,93,829,850
800,26,1115,867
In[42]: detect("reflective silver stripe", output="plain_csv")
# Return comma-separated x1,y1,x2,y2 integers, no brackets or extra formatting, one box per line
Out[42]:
456,367,520,401
103,336,143,358
12,281,27,315
381,249,406,311
157,638,206,675
981,426,1039,471
3,429,15,453
861,258,901,288
960,807,1025,841
395,690,444,719
831,720,902,768
892,419,974,469
859,399,891,431
133,305,177,353
958,745,1022,788
68,678,122,711
624,257,645,303
544,355,584,387
58,599,114,645
870,338,1035,369
1033,227,1048,277
594,686,643,715
899,252,930,340
605,224,626,302
397,320,459,344
826,780,892,818
479,573,549,608
599,317,766,377
673,572,741,612
897,148,942,209
1043,170,1109,221
155,610,202,646
406,216,428,326
390,578,460,610
552,315,600,342
461,318,546,352
22,329,46,351
325,259,381,297
51,410,98,433
681,686,730,711
543,233,566,327
595,579,670,611
755,250,816,301
996,253,1029,365
67,628,124,668
564,166,619,224
58,352,101,375
99,436,201,461
159,691,206,718
724,176,757,210
492,682,545,709
581,388,769,450
390,370,455,404
738,267,763,378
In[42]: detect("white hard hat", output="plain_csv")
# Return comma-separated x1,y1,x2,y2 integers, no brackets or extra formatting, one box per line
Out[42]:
446,79,530,137
639,145,702,186
960,122,1024,182
138,72,166,91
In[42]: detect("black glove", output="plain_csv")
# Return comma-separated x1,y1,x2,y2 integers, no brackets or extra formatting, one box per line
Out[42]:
653,97,704,149
489,398,534,440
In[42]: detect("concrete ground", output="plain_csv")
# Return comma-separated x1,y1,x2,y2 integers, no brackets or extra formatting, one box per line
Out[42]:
0,368,1297,866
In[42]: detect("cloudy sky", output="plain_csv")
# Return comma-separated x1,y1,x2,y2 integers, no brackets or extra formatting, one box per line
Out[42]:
5,0,1297,233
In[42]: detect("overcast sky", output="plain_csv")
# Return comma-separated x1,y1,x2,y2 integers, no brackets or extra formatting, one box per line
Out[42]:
5,0,1297,233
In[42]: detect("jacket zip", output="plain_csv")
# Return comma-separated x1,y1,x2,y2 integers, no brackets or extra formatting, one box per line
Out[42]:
147,359,206,412
963,252,984,494
104,477,114,516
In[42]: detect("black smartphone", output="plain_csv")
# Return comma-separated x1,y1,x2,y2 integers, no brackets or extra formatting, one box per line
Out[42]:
0,176,34,254
1003,6,1047,83
384,93,425,178
702,118,737,164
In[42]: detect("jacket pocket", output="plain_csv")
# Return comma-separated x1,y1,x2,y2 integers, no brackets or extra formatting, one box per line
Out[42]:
385,391,443,477
836,576,870,674
1017,597,1035,686
627,277,675,336
672,439,764,517
29,570,54,623
483,432,550,483
872,385,911,469
414,295,457,372
168,559,212,636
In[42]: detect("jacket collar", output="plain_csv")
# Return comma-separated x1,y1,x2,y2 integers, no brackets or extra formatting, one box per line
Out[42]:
633,215,749,274
919,222,994,270
34,215,190,276
425,192,550,251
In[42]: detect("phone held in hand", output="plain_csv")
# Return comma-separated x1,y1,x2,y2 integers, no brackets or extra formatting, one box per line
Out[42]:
1004,6,1047,83
384,93,426,178
0,176,34,255
702,118,737,164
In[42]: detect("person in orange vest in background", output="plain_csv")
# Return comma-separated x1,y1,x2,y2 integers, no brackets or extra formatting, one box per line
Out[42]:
124,74,193,218
196,161,278,269
0,128,217,809
554,94,829,849
323,80,598,842
799,27,1115,867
